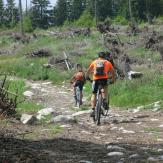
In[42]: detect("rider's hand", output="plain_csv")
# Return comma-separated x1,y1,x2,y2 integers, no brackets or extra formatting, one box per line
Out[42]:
108,78,114,84
86,76,90,80
86,76,93,83
109,80,114,84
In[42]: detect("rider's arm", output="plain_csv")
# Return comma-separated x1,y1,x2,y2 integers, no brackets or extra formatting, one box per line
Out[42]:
107,61,116,83
82,72,86,83
70,73,76,83
86,62,94,79
86,69,91,80
111,68,116,83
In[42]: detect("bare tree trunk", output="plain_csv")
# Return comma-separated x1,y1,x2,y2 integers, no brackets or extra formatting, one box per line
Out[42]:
26,0,28,15
11,6,14,27
145,0,152,24
128,0,133,24
95,0,97,26
19,0,24,36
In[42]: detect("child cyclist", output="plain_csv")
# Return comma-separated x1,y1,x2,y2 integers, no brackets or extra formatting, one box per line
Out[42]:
70,64,86,105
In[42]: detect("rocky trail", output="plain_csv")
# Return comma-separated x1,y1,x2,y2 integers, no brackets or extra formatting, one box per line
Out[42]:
0,80,163,163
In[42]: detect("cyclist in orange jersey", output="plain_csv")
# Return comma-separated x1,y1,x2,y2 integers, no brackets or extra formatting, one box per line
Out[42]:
86,52,115,117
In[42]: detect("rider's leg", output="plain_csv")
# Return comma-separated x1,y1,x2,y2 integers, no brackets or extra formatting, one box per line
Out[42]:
91,93,97,109
72,82,76,96
90,93,96,117
102,85,109,110
80,90,83,104
90,80,98,117
73,82,77,104
91,80,98,109
103,85,108,101
79,81,84,104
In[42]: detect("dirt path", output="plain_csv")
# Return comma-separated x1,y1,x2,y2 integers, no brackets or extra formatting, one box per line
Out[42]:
1,80,163,163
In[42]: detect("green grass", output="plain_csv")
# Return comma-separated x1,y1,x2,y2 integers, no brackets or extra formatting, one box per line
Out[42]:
0,56,71,84
48,124,63,134
127,47,160,63
3,79,44,113
144,127,161,134
17,102,43,113
0,35,14,48
109,73,163,107
6,79,25,100
1,28,163,109
0,31,102,83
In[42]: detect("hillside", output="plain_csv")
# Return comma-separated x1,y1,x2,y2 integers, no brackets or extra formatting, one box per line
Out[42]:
0,22,163,162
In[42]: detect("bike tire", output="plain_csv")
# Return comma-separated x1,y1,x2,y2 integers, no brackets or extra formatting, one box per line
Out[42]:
94,94,102,125
76,86,81,108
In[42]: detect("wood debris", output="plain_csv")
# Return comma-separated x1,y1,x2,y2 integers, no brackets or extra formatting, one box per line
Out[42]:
26,48,52,58
43,52,74,70
0,75,18,117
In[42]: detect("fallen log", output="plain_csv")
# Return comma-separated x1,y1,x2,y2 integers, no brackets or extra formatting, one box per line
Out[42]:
26,48,52,58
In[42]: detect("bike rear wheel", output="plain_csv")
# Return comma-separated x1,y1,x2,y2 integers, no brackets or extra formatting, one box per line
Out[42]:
94,94,102,125
76,86,81,108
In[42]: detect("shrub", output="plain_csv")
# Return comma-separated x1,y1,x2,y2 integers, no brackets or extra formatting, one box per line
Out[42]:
104,17,112,26
75,10,95,27
154,16,163,24
63,19,73,27
23,16,34,33
112,16,128,25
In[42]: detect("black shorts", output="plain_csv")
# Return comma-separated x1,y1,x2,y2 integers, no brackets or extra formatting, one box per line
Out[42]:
75,80,84,91
92,79,108,94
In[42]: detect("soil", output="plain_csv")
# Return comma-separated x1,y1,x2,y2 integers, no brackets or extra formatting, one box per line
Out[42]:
0,80,163,163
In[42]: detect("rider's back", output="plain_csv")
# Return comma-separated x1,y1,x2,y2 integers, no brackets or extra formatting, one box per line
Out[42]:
89,58,113,80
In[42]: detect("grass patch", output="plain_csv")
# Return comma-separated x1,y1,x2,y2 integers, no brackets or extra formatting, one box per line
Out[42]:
127,47,160,63
48,124,63,135
17,102,43,113
0,55,71,84
4,79,43,113
144,127,161,133
6,79,25,101
84,73,163,108
109,73,163,107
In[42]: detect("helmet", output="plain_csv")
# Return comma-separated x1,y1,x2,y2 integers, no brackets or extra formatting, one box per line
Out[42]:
98,51,106,58
76,63,82,69
105,51,112,58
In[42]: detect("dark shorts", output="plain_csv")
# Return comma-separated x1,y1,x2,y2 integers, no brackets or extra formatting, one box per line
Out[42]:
75,80,84,91
92,79,108,94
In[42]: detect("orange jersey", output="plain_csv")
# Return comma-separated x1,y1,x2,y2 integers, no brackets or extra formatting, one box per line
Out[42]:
89,58,113,80
74,71,85,81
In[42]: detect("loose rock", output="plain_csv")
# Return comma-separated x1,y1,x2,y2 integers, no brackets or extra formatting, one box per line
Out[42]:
50,115,77,123
21,114,37,125
23,91,34,97
107,152,124,157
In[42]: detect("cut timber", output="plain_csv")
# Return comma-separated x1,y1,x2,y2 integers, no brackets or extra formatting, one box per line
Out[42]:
127,71,143,80
63,51,70,70
26,49,52,58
